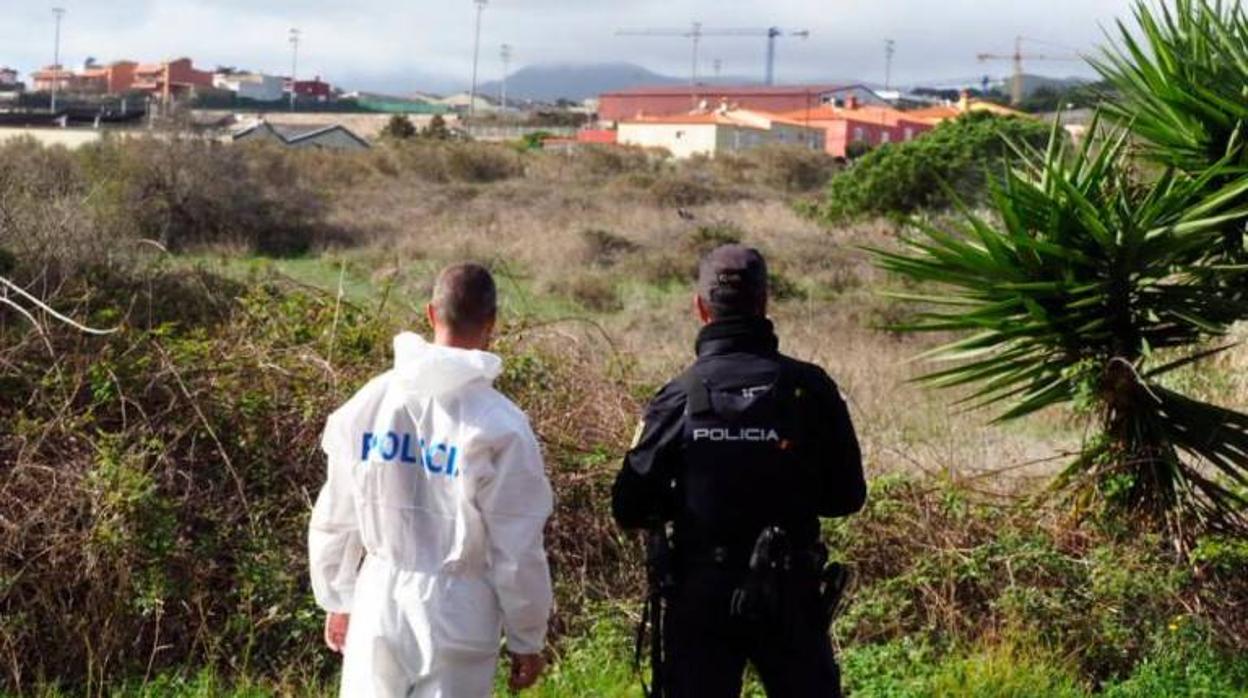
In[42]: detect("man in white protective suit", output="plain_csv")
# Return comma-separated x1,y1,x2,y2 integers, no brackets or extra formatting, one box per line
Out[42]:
308,263,553,697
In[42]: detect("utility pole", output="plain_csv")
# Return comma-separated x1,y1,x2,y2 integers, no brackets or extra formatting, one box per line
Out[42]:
289,28,300,112
469,0,488,119
713,58,723,81
689,21,703,87
50,7,66,114
884,38,896,91
499,43,512,113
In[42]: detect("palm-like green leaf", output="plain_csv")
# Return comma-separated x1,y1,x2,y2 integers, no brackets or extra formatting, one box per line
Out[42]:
1093,0,1248,261
870,121,1248,532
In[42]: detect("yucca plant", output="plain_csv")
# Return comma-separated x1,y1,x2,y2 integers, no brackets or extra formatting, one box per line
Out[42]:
1093,0,1248,261
872,123,1248,536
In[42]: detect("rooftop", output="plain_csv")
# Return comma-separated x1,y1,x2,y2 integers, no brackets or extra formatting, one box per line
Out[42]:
602,83,860,98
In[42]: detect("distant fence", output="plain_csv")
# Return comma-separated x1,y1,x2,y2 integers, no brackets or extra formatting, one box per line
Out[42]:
463,125,577,142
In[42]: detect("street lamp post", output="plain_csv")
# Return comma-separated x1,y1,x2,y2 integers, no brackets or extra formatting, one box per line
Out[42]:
289,28,300,112
469,0,487,119
50,7,66,114
499,43,512,113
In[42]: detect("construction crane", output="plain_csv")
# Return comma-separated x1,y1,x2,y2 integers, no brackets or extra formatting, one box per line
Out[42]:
616,23,811,86
977,36,1080,105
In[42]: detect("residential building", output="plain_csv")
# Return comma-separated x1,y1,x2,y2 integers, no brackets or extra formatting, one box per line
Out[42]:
0,68,18,87
617,108,825,159
599,84,885,123
776,98,936,158
214,72,285,102
77,60,138,94
904,92,1029,123
132,58,214,103
285,76,333,102
231,120,370,151
31,65,76,93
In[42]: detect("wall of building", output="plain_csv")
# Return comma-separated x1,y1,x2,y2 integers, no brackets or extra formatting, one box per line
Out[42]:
0,127,103,149
618,122,720,158
600,86,885,122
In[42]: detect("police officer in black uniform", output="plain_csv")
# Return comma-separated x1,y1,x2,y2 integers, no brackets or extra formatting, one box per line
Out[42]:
612,244,867,698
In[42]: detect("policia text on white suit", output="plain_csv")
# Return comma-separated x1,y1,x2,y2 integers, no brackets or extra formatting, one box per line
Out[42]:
308,332,554,698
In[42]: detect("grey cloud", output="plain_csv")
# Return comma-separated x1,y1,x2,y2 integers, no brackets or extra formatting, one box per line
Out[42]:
0,0,1133,92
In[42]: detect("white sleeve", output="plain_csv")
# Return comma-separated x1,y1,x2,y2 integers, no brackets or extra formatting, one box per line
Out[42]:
477,414,554,655
308,414,364,613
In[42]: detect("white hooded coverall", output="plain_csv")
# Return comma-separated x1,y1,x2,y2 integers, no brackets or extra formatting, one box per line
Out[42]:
309,333,554,698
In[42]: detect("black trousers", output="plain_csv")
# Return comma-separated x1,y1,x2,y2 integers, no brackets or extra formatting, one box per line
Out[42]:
663,564,843,698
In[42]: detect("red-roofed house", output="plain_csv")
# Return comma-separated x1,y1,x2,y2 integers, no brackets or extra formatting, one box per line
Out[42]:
77,61,138,94
132,58,214,104
599,84,885,123
776,98,936,158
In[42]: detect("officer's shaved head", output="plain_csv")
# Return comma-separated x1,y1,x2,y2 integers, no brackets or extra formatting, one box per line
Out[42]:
432,263,497,336
698,245,768,319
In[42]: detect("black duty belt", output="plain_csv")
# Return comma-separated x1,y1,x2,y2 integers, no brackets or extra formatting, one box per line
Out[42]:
686,543,826,572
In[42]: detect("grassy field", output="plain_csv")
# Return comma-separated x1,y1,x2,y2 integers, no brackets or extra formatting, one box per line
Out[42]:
1,135,1246,696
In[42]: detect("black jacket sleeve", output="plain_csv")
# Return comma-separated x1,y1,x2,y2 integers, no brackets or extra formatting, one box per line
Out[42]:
611,381,686,530
800,364,867,518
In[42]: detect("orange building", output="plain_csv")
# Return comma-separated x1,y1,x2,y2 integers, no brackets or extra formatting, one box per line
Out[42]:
77,61,138,94
30,65,77,93
777,98,935,158
132,58,214,103
32,60,139,95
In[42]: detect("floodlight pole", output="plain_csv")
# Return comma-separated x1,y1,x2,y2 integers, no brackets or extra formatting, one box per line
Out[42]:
500,43,512,113
289,28,300,112
469,0,488,119
885,38,896,91
51,7,66,114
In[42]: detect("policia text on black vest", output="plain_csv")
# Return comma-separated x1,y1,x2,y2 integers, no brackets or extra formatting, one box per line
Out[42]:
612,316,867,698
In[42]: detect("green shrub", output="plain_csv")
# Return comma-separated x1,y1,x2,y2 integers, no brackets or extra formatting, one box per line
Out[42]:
379,114,417,140
548,272,624,313
743,145,839,192
684,222,743,256
814,112,1051,222
650,173,716,208
579,229,640,267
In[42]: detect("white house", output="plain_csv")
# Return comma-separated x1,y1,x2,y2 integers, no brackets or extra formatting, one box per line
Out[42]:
214,72,286,102
617,108,825,159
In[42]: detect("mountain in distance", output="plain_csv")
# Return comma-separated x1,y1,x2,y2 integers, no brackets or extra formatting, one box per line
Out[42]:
476,62,761,102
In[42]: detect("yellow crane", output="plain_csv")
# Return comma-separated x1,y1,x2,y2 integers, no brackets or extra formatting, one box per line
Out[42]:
977,36,1080,105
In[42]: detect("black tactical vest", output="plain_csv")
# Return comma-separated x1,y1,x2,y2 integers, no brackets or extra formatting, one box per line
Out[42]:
676,362,818,557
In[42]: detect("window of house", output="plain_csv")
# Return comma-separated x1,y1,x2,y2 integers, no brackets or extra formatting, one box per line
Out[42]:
881,131,891,143
904,127,914,140
853,127,865,141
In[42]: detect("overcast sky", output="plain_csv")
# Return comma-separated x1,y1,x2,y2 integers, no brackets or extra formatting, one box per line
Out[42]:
0,0,1137,93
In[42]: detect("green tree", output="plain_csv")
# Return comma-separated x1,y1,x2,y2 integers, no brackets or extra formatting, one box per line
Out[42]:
422,114,452,141
812,113,1051,223
871,124,1248,536
381,114,418,140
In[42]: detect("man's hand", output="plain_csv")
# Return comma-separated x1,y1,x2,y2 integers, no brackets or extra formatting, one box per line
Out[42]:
507,651,546,692
324,612,350,654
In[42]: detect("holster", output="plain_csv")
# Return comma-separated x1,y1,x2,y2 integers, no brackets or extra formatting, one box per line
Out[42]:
818,561,853,630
